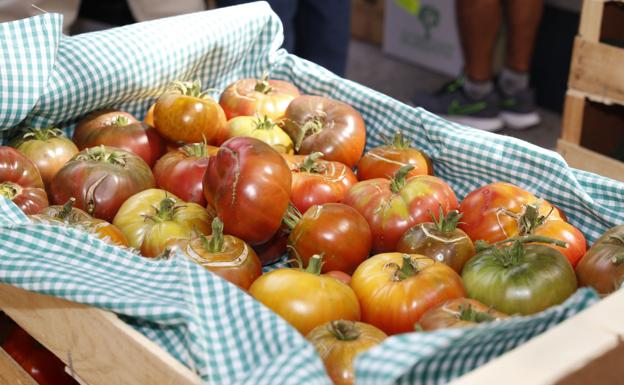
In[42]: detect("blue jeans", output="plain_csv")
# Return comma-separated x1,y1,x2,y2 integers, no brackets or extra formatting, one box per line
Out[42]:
217,0,350,76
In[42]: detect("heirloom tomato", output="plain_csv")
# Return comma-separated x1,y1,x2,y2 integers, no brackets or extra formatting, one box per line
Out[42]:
416,298,507,331
462,236,577,315
31,198,128,247
344,165,458,253
50,146,155,222
203,137,291,245
13,127,78,187
249,255,361,335
285,203,372,274
73,110,165,167
306,320,387,385
283,152,357,214
252,224,290,266
397,208,475,273
576,225,624,294
0,146,48,214
153,143,218,206
357,131,433,181
282,95,366,168
113,189,213,258
225,115,294,154
459,182,561,243
153,81,227,144
351,253,465,335
219,76,300,120
170,218,262,290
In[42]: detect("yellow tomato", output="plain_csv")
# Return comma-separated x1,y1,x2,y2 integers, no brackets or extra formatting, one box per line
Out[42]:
226,116,294,154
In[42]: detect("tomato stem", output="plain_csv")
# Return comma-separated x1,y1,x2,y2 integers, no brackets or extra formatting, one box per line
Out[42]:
76,146,127,166
111,115,131,127
22,127,64,141
327,320,361,341
388,131,412,149
206,217,225,253
295,118,324,152
58,198,76,220
515,202,553,235
304,254,324,275
430,207,462,233
611,255,624,265
282,204,303,231
0,182,21,200
458,304,496,323
393,254,419,281
254,115,276,130
389,165,415,193
182,143,209,158
156,197,177,221
167,80,213,99
299,152,326,173
254,72,273,94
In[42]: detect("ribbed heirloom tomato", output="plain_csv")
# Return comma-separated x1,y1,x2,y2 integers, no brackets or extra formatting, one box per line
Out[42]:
170,218,262,290
50,146,155,222
203,137,291,245
0,146,48,214
351,253,465,335
344,165,458,253
417,298,507,331
357,131,433,181
576,225,624,294
153,143,218,206
73,110,165,167
282,95,366,168
225,115,294,154
283,152,357,214
250,255,361,335
219,76,300,120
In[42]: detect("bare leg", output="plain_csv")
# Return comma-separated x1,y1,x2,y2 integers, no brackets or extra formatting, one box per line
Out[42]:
504,0,544,72
456,0,502,82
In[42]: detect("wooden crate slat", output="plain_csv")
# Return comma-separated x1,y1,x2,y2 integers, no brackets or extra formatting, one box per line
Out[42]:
0,284,202,385
579,0,605,41
557,139,624,181
568,37,624,106
0,347,39,385
561,92,587,144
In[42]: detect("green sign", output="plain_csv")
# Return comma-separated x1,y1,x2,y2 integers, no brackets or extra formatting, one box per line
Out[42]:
394,0,421,15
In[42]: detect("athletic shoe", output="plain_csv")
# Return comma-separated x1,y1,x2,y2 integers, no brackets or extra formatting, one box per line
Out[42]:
412,77,504,132
498,87,541,130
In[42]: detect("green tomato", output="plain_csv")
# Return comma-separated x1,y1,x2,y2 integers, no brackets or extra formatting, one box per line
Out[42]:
461,239,577,315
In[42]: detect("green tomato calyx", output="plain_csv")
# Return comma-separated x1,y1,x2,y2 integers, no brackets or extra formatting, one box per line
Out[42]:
182,143,209,158
458,304,496,323
111,115,131,127
390,165,415,193
476,235,568,268
22,127,64,141
167,80,213,99
430,206,462,233
153,197,178,222
57,198,77,220
0,182,21,200
282,203,303,231
299,152,326,174
388,131,412,149
202,217,225,253
391,254,420,281
254,115,277,131
327,320,361,341
254,73,273,94
304,254,324,275
76,146,127,167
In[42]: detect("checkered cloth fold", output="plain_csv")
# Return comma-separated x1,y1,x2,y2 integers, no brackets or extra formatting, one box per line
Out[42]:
0,2,621,384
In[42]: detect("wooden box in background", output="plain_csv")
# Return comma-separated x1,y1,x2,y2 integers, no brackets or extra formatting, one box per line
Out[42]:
351,0,384,45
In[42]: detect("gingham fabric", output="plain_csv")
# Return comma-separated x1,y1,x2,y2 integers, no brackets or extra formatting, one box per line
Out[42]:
0,2,621,384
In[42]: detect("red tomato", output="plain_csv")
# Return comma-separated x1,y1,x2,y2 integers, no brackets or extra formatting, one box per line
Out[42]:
153,81,227,144
459,182,561,243
417,298,507,331
351,253,465,335
283,152,357,214
203,137,291,245
50,146,155,222
306,320,387,385
169,218,262,290
13,127,79,187
357,131,433,180
344,166,459,253
249,255,361,335
0,146,48,214
252,224,290,266
153,143,218,206
576,225,624,294
282,95,366,168
219,77,300,120
286,203,372,274
530,217,587,267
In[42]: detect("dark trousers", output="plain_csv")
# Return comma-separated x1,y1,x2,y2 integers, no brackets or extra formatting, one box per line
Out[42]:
217,0,350,76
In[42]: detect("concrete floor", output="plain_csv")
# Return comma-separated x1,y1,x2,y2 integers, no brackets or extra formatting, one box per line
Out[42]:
345,40,562,150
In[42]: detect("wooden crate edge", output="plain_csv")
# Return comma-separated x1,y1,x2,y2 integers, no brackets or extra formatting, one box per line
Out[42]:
557,139,624,182
0,347,39,385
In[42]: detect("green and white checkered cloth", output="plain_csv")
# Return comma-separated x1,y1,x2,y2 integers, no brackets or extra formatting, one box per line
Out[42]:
0,2,622,384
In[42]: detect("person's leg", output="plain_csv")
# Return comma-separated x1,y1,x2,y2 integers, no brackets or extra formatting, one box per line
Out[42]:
293,0,350,76
498,0,544,129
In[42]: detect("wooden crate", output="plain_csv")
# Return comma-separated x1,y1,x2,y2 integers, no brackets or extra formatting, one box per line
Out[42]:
558,0,624,181
351,0,385,45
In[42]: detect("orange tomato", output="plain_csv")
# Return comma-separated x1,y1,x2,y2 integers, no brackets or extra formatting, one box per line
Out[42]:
219,77,300,120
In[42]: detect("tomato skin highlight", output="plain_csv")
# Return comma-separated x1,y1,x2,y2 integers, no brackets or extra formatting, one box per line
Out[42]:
220,77,300,121
351,253,465,335
306,320,387,385
203,137,292,245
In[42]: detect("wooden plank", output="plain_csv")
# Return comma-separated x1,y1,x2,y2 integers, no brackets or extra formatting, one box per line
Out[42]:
579,0,605,42
557,139,624,182
0,284,202,385
351,0,384,45
0,347,39,385
561,92,586,144
569,37,624,106
449,289,624,385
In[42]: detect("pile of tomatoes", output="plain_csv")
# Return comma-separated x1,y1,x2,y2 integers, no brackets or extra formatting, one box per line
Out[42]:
1,76,623,385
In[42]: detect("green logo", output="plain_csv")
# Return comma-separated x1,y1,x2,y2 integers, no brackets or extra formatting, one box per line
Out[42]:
418,5,440,40
395,0,421,15
447,100,486,116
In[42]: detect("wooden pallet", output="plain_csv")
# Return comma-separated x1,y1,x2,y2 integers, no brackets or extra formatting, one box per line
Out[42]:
558,0,624,181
